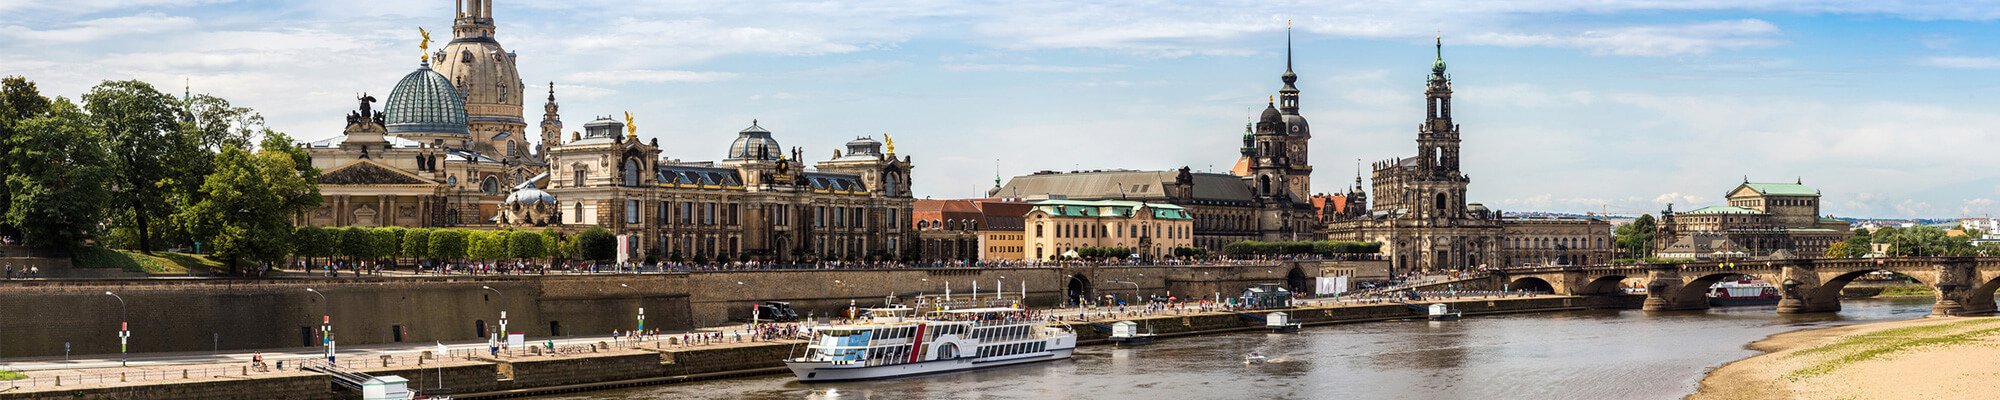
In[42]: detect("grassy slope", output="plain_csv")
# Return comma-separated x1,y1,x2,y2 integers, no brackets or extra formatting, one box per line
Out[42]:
71,247,226,274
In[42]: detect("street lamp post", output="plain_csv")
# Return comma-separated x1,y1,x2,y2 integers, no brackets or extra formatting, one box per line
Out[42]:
102,291,127,367
306,288,333,363
1107,281,1140,305
482,286,506,345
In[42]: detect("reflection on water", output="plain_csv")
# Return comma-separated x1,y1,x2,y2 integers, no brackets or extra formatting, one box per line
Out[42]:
533,297,1937,400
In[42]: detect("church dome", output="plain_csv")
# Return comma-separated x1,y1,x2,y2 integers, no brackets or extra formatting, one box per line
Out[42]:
504,183,555,205
1282,114,1309,136
1258,103,1282,125
383,65,469,135
726,120,782,162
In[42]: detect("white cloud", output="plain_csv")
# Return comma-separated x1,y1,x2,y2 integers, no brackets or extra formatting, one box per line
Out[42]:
1918,56,2000,69
1654,192,1706,206
562,70,736,84
1964,198,1996,216
1896,199,1934,217
1466,20,1783,57
942,63,1127,73
0,13,196,43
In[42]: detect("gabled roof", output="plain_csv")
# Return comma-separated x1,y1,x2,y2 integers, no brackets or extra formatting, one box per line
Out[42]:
318,159,435,185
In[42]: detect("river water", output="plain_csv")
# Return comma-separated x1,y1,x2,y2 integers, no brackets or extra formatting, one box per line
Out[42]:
535,297,1937,400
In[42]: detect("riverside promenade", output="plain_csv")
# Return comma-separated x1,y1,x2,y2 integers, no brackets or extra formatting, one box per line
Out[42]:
0,293,1608,400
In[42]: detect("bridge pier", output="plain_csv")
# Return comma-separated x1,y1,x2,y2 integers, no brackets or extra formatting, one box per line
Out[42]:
1641,277,1708,311
1931,284,1968,317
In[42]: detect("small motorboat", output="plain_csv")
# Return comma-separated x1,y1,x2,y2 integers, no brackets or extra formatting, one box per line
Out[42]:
1109,321,1158,346
1243,352,1268,364
1427,303,1462,321
1265,312,1302,333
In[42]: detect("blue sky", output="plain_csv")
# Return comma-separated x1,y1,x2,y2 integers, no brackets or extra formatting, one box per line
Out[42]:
4,0,1999,218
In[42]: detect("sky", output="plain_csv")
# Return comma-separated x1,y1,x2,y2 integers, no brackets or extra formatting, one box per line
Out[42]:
3,0,1999,219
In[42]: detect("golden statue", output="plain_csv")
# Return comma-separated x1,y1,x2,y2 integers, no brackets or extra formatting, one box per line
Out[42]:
884,134,895,154
623,111,637,138
419,27,433,62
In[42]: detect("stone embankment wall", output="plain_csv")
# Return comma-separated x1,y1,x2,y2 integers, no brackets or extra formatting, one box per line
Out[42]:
0,262,1324,358
0,294,1631,400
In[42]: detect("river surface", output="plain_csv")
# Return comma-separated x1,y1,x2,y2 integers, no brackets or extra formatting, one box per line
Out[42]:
534,297,1937,400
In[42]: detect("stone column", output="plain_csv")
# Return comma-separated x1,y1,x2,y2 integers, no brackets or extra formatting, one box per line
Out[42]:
1642,265,1688,311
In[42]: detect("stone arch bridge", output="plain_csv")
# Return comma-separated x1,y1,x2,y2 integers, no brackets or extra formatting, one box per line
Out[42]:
1451,257,2000,316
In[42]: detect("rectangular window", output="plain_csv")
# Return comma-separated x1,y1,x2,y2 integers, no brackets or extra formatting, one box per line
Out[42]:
625,200,640,224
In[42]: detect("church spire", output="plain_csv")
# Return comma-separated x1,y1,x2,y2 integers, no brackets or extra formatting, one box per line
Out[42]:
1278,20,1300,115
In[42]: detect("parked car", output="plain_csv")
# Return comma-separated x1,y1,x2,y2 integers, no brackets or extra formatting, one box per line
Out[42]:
756,301,799,322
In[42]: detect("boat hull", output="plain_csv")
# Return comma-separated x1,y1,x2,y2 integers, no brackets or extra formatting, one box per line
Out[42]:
1708,297,1781,307
787,349,1074,382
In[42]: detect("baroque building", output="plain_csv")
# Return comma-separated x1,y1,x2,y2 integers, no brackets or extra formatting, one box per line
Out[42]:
1023,200,1194,261
541,115,916,262
1321,38,1612,273
1653,180,1852,260
994,27,1319,250
298,0,917,263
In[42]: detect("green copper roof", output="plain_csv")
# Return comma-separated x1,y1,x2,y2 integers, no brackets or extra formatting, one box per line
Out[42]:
384,64,469,135
1032,199,1189,220
1685,205,1762,215
1743,182,1818,196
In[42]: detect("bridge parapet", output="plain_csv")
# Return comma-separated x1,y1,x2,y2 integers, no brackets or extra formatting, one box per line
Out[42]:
1490,257,2000,317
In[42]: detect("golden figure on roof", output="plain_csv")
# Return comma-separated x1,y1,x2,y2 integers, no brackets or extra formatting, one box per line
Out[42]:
623,111,637,138
419,27,432,62
885,134,895,154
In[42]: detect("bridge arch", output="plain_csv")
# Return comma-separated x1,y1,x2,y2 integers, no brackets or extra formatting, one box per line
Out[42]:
1966,275,2000,315
1578,275,1631,296
1506,277,1555,294
1287,267,1309,294
1065,273,1093,307
1808,269,1929,309
1668,272,1776,310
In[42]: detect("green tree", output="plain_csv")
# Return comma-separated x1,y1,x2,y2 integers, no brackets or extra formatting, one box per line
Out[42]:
467,230,509,262
576,226,616,262
371,227,403,264
428,229,468,264
1840,229,1874,258
1614,214,1657,259
539,229,569,261
180,144,317,273
335,226,370,262
401,228,432,260
294,226,334,264
4,98,112,250
508,230,546,264
0,76,56,238
86,80,203,253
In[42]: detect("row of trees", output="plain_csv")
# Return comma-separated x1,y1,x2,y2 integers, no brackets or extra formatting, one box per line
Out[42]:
1221,240,1382,257
1828,226,1996,258
1,76,319,273
291,226,621,267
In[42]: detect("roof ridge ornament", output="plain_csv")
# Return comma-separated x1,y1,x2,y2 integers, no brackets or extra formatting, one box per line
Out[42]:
623,111,637,139
419,27,432,64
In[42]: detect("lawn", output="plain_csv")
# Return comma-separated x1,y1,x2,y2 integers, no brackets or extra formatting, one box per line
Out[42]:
0,369,24,381
71,247,226,274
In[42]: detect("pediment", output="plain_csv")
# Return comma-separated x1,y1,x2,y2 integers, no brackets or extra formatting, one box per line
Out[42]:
319,159,436,185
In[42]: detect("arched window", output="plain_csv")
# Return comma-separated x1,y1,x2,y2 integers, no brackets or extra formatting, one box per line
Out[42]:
1035,223,1045,238
1435,192,1448,211
481,176,499,194
622,159,641,187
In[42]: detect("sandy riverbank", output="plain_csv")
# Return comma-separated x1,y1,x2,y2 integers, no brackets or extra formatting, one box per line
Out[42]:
1691,316,2000,400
